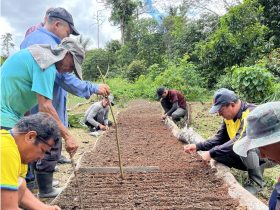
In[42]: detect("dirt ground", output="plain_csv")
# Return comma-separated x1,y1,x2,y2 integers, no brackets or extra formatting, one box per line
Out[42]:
52,100,239,209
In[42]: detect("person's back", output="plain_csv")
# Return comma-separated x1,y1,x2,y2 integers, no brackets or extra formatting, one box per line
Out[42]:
0,49,56,128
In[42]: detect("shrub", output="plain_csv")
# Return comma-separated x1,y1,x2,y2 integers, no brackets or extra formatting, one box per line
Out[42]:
232,65,274,103
126,60,146,82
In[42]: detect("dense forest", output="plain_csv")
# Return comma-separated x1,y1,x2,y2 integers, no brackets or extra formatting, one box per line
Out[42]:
81,0,280,103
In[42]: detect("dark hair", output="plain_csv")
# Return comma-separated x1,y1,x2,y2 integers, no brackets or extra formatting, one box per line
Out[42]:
15,113,60,144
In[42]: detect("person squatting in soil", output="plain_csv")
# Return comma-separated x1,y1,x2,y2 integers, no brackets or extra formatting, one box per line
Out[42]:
156,87,187,122
184,88,270,195
84,95,114,132
20,7,110,197
0,113,61,210
233,102,280,210
0,37,85,198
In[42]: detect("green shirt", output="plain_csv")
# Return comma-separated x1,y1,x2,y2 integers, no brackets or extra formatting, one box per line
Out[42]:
0,49,56,127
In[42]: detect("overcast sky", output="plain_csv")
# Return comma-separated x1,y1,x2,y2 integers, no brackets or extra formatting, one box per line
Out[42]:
0,0,121,52
0,0,232,54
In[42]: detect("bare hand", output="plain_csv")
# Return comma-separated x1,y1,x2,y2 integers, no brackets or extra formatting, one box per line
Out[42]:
99,124,108,131
65,135,78,157
201,151,211,161
184,144,197,154
97,84,110,96
44,205,61,210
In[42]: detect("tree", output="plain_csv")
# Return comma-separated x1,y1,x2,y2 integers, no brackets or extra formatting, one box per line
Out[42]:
258,0,280,48
194,0,269,87
1,33,15,59
106,0,139,44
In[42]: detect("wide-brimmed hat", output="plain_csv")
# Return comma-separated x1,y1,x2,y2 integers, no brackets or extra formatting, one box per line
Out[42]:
209,88,239,114
48,7,80,36
233,101,280,157
28,37,85,80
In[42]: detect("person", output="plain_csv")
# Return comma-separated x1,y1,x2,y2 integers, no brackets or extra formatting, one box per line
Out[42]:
233,102,280,210
0,37,84,197
1,113,61,210
156,87,187,121
184,88,266,195
24,7,54,38
20,7,110,196
84,95,114,132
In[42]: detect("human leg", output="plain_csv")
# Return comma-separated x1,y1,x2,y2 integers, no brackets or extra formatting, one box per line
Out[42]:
171,108,187,121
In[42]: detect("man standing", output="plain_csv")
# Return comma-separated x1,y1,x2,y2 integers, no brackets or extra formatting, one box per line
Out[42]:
20,7,110,197
1,113,61,210
84,95,114,132
184,88,265,195
156,87,187,121
1,38,84,198
233,102,280,210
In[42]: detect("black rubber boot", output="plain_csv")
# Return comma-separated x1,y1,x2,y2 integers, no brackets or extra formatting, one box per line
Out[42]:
244,167,264,195
35,171,62,198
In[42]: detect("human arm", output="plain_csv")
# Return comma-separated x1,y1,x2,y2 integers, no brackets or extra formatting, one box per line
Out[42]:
195,121,229,152
85,104,101,128
37,94,78,156
19,178,60,210
1,189,21,210
208,114,248,158
166,101,179,116
55,73,110,99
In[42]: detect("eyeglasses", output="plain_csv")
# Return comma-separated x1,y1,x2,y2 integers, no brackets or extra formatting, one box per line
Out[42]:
35,135,53,148
1,131,53,148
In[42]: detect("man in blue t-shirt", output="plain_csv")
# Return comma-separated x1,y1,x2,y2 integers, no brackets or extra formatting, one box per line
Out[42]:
21,7,110,197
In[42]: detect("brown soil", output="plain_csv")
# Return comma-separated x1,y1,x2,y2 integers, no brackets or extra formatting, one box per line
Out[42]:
53,100,239,209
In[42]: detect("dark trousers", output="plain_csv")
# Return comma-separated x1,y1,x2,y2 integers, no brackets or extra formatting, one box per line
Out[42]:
160,98,187,121
213,148,264,170
85,118,112,131
269,182,280,210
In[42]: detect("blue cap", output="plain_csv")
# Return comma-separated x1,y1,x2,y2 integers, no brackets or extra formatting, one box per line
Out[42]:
209,88,238,114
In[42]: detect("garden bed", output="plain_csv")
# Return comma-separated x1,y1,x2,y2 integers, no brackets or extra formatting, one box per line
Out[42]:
52,100,239,209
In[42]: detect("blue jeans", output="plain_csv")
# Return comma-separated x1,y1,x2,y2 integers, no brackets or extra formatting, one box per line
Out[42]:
269,182,280,210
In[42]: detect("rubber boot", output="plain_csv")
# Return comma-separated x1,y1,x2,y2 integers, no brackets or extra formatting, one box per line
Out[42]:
35,171,62,198
244,167,264,195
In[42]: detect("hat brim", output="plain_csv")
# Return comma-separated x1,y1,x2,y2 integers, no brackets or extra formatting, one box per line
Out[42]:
209,104,222,114
233,131,280,157
73,56,83,80
70,24,80,36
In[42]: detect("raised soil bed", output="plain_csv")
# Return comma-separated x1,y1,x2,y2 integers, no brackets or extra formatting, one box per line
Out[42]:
53,100,239,209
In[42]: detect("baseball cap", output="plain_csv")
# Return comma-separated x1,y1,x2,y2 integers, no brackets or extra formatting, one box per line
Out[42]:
103,95,115,106
60,37,85,80
233,102,280,157
48,7,80,36
156,87,165,100
209,88,239,114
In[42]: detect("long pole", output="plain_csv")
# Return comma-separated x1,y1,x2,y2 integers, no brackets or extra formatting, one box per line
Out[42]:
97,65,124,179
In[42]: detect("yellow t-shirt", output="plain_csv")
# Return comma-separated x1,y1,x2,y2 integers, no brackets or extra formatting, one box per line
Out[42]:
0,130,28,190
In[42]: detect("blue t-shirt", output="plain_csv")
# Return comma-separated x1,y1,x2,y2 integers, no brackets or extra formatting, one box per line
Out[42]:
0,49,56,127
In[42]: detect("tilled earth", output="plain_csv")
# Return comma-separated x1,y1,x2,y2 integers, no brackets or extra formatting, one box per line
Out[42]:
53,100,239,209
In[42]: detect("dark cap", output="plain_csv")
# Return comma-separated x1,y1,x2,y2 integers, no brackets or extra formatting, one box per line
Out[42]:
209,88,239,114
48,7,80,36
156,87,165,100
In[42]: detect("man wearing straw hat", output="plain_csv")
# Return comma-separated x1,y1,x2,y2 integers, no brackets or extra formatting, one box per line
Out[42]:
233,102,280,210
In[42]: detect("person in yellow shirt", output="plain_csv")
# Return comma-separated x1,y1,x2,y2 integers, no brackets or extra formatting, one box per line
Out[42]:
1,112,61,210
